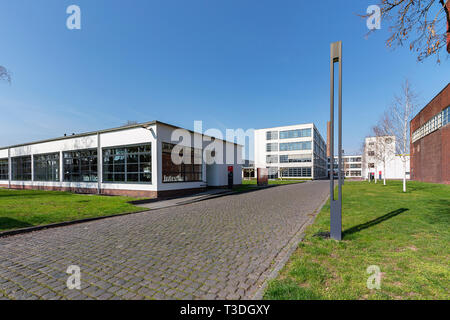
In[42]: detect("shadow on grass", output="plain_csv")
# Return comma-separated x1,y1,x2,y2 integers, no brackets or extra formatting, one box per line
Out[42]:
343,208,409,238
0,217,33,231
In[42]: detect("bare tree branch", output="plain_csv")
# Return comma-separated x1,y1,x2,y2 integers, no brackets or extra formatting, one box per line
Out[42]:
364,0,450,63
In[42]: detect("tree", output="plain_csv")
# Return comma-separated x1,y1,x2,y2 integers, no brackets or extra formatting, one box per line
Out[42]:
371,113,396,185
386,80,418,192
367,0,450,62
278,167,288,180
0,66,11,84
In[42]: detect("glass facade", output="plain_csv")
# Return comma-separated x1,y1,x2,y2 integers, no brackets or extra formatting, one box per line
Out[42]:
12,156,32,181
0,159,8,180
63,149,98,182
279,128,311,139
280,167,312,177
279,154,311,163
266,143,278,152
266,131,278,140
279,141,311,151
103,144,152,183
266,155,278,164
34,153,60,181
162,142,202,183
412,106,450,143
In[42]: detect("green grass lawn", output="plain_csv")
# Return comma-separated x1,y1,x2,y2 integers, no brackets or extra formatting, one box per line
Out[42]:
264,180,450,300
0,188,147,232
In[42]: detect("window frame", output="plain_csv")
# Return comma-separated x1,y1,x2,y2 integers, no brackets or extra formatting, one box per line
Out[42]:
63,148,98,183
33,152,60,182
102,142,152,184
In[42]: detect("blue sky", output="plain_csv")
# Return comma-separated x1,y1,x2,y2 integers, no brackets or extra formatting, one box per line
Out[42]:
0,0,448,159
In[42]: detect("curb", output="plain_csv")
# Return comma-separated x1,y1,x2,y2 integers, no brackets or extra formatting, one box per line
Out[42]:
0,208,150,239
251,192,330,300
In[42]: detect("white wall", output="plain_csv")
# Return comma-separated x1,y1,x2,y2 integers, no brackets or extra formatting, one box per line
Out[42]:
1,122,243,191
363,136,410,180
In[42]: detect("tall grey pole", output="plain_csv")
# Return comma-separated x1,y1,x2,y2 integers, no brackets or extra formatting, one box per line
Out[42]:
97,132,101,195
8,148,11,189
330,41,342,241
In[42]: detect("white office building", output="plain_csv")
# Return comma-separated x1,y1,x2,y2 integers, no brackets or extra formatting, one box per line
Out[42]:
328,155,362,178
362,136,410,180
254,123,327,179
0,121,242,198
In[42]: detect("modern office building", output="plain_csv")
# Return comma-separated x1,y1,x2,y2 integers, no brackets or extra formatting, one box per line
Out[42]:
0,121,243,198
362,136,410,180
410,83,450,184
328,155,362,178
254,123,327,179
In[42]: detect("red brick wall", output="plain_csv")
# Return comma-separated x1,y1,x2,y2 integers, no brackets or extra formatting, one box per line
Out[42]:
410,84,450,184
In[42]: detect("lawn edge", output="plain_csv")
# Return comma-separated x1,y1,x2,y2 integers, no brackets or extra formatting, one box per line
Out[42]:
251,192,330,300
0,208,149,238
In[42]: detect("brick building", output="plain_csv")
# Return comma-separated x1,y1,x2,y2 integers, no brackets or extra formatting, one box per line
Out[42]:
410,83,450,184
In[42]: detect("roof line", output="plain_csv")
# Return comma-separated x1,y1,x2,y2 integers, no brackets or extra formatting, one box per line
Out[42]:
0,120,242,150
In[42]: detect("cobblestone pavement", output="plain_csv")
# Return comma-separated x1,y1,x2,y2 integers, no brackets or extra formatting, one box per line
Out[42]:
0,181,329,300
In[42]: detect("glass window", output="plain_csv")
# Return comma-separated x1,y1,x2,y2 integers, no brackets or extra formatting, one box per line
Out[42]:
279,141,311,151
103,143,152,183
34,153,59,181
266,155,278,164
266,131,278,140
162,142,201,183
279,128,311,139
12,156,32,181
266,143,278,152
279,154,312,163
63,149,98,182
280,167,312,178
0,158,8,180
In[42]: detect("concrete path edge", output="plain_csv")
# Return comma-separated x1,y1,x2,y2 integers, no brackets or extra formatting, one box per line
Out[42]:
251,193,330,300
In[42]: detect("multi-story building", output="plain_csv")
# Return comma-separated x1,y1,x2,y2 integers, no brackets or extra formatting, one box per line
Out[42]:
362,136,410,180
410,83,449,184
0,121,243,198
327,155,362,178
254,123,327,179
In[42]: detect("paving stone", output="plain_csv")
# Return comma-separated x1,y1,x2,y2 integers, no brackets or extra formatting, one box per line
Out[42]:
0,181,328,300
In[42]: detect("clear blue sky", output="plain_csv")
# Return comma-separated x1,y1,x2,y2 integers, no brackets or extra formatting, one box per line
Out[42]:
0,0,448,159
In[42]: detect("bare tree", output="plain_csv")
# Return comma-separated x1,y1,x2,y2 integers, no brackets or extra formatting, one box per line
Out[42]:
359,138,370,181
386,80,418,192
278,167,288,180
371,113,396,185
0,66,11,84
365,0,450,62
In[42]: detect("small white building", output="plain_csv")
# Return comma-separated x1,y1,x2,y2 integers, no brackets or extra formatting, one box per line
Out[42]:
0,121,243,198
254,123,327,179
362,136,410,180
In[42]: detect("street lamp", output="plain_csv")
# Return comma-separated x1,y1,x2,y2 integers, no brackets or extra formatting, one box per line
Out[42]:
329,41,343,241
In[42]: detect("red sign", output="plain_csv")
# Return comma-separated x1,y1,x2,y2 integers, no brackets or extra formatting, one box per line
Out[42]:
228,166,233,172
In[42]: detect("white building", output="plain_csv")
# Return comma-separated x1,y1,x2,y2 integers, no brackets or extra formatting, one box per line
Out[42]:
0,121,242,198
328,155,362,178
362,136,410,180
254,123,327,179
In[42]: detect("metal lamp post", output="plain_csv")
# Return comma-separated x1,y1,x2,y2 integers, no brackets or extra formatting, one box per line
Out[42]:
329,41,343,241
